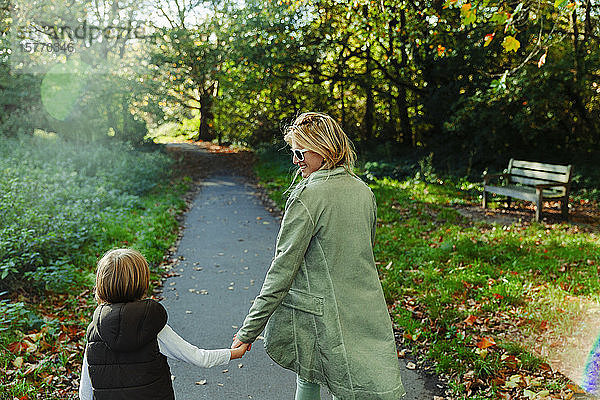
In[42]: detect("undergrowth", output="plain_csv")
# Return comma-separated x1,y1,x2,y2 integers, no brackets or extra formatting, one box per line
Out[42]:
0,133,189,399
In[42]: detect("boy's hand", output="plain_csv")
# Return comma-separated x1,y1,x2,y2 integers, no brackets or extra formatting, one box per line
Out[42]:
230,343,250,359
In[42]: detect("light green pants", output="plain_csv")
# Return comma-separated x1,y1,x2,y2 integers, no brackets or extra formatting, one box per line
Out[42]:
295,376,337,400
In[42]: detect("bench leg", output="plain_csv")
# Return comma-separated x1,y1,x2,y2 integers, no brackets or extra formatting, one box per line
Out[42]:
561,198,569,221
535,189,543,222
482,190,488,209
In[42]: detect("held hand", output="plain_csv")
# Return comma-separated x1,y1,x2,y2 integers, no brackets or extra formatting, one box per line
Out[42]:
231,335,252,351
230,342,250,359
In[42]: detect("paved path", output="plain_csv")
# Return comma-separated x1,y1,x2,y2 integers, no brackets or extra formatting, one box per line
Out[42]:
161,146,444,399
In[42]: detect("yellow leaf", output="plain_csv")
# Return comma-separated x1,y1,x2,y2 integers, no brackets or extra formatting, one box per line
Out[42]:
461,3,477,25
502,36,520,52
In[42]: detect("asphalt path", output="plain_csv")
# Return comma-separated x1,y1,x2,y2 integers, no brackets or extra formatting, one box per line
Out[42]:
161,145,444,399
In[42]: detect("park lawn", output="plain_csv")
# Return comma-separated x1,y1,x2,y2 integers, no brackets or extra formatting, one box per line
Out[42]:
0,135,189,399
254,156,600,400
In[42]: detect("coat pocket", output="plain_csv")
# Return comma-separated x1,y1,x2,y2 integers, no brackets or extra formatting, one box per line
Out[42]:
281,289,324,316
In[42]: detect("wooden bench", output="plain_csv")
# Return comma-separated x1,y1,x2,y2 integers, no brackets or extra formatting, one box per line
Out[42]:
482,159,573,222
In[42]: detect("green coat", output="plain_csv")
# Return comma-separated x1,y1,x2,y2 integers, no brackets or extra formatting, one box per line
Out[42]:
237,167,405,400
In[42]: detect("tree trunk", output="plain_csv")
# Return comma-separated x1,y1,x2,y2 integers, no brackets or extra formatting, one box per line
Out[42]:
197,89,214,142
572,9,580,81
363,45,374,141
340,78,346,131
584,0,592,44
121,96,128,140
396,8,412,145
397,87,411,145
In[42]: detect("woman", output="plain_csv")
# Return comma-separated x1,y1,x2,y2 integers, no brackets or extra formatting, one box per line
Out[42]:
232,112,405,400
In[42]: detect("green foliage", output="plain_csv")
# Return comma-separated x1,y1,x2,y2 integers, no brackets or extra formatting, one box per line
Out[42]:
206,0,599,190
0,134,176,292
0,295,41,333
253,145,299,209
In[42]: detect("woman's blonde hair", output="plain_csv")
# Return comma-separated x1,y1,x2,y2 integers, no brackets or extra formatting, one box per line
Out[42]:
95,248,150,304
284,112,357,175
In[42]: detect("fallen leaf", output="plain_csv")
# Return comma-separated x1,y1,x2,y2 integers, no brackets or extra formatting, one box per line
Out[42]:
476,337,496,349
8,341,28,354
463,315,477,326
405,361,416,370
13,357,24,368
195,379,207,385
566,383,586,393
474,348,488,359
504,374,521,389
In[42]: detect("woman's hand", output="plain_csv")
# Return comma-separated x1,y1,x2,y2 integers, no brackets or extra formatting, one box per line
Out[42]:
231,334,252,353
230,342,250,359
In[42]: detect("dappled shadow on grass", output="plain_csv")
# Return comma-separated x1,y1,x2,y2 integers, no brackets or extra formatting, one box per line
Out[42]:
454,196,600,229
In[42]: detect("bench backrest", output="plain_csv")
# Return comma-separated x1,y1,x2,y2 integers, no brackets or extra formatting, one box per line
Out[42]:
507,159,572,193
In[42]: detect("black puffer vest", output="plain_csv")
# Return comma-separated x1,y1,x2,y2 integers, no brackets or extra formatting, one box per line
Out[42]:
86,299,174,400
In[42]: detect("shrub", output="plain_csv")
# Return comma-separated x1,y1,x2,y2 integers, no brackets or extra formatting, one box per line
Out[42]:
0,134,174,292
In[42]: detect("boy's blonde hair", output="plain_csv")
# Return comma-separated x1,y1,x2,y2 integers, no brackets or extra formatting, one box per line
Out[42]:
284,112,357,174
95,248,150,304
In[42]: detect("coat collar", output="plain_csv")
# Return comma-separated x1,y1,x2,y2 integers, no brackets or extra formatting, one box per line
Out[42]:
305,166,348,183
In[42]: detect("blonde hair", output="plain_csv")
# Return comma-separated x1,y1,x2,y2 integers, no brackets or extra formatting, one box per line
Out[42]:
95,248,150,304
284,112,357,176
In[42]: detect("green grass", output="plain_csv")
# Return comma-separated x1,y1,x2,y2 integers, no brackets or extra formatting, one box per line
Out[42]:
253,152,600,399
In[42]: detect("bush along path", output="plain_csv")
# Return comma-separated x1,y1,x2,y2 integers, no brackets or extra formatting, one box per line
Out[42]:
159,141,446,400
254,152,600,400
0,135,189,399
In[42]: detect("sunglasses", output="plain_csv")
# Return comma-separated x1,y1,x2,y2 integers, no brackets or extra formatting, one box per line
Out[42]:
291,148,310,161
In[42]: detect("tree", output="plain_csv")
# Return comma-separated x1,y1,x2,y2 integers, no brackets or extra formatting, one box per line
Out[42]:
148,0,230,142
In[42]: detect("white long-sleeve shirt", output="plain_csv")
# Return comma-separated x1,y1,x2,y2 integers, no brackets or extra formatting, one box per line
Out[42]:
78,324,231,400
